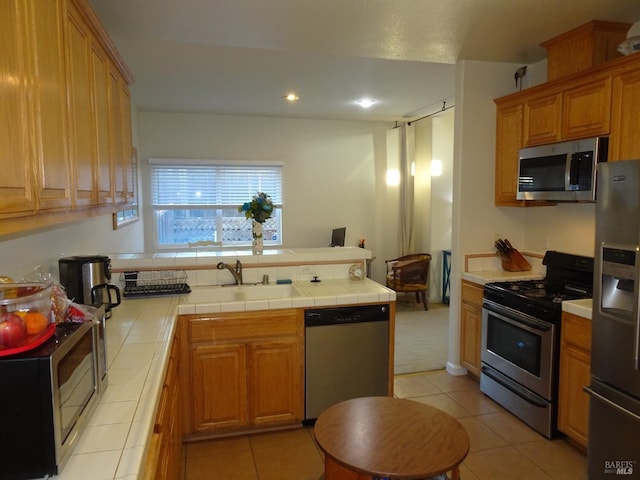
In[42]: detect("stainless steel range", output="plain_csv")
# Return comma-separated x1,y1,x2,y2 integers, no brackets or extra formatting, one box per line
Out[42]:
480,251,593,438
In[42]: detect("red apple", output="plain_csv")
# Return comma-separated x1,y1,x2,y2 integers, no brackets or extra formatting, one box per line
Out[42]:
0,312,27,348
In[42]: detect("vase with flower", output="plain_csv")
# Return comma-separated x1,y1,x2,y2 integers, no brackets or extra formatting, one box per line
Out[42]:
239,192,273,254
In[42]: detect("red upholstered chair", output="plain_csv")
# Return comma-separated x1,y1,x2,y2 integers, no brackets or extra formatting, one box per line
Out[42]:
385,253,432,310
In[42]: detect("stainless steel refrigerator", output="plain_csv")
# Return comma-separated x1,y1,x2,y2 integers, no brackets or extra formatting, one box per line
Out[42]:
588,159,640,479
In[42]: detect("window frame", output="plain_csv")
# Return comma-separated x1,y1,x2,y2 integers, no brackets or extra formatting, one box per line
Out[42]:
149,158,283,250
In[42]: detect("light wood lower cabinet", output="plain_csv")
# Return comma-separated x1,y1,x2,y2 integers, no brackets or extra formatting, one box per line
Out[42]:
191,342,248,430
144,330,183,480
248,339,302,426
558,311,592,449
182,309,304,435
460,280,483,377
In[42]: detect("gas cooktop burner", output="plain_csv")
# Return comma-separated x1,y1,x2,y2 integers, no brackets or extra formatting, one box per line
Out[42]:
483,251,594,323
490,279,591,302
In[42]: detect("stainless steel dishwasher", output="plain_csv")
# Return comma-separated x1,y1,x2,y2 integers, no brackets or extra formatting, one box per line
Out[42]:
304,304,390,422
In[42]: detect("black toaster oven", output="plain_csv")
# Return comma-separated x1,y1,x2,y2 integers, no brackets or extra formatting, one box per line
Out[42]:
0,320,99,479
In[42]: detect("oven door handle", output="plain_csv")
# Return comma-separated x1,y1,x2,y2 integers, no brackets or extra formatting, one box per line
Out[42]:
481,365,548,408
483,301,551,332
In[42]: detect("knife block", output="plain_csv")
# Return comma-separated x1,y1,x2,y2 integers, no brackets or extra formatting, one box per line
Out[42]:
500,249,532,272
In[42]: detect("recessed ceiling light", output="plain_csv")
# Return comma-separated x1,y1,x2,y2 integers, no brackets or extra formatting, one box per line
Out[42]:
356,98,376,108
284,93,299,102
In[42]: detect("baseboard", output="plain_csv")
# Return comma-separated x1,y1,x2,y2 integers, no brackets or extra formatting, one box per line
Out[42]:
446,362,468,376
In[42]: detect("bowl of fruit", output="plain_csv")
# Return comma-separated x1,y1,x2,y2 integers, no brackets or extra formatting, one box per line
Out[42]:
0,283,55,355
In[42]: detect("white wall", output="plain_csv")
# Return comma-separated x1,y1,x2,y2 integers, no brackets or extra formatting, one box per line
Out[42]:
410,109,455,303
429,109,455,302
413,121,432,255
449,60,528,373
0,214,144,281
523,204,595,257
137,112,396,280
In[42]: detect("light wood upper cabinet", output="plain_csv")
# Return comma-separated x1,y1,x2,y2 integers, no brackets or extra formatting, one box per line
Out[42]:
542,21,630,82
610,68,640,162
495,101,524,207
65,0,97,208
0,0,134,234
522,79,611,147
0,1,36,218
28,0,72,213
562,78,611,140
112,71,134,204
523,91,562,147
495,53,640,206
121,84,134,203
66,0,133,208
109,68,125,204
91,40,113,205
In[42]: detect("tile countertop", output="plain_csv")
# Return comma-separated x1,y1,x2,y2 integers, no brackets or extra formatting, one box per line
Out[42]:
562,298,593,320
50,296,179,480
109,247,372,271
178,278,397,315
50,278,394,479
462,251,546,285
461,270,545,285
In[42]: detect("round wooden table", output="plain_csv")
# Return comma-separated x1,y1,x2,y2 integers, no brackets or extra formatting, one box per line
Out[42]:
314,396,470,480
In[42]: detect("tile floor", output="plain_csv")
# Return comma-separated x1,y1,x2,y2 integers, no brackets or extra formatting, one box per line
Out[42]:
183,371,587,480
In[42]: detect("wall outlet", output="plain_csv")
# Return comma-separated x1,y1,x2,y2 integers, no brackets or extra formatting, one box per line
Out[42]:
298,265,314,274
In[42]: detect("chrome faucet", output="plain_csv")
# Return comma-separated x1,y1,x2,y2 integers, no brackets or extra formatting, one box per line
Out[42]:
217,260,243,285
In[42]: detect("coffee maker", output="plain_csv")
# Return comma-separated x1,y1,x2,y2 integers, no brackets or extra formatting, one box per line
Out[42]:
58,255,121,318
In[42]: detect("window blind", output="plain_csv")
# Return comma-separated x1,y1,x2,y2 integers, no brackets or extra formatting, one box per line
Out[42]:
150,163,282,207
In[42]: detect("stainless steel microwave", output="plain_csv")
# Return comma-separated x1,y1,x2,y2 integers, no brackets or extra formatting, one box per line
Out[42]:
517,136,609,202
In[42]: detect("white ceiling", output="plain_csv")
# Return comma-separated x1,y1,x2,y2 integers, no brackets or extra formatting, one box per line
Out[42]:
88,0,640,122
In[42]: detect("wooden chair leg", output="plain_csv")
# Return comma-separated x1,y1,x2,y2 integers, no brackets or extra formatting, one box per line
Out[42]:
421,289,428,310
451,465,461,480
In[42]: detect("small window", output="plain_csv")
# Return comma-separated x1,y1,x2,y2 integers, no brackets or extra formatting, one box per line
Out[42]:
150,160,283,248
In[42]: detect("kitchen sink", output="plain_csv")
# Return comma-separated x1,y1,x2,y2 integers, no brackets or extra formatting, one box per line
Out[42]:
183,283,300,304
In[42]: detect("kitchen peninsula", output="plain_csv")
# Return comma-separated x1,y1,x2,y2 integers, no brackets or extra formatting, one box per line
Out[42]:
47,247,395,480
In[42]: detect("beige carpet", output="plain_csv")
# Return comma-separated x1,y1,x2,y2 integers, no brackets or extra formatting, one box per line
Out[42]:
394,299,449,375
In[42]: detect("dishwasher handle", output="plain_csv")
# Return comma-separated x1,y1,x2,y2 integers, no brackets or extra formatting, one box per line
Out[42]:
305,304,389,327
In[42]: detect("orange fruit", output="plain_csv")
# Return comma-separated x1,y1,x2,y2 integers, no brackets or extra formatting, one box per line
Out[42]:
23,311,49,335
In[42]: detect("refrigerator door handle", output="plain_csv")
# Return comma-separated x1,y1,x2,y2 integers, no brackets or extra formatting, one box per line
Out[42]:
584,386,640,422
635,307,640,370
634,247,640,370
636,316,640,370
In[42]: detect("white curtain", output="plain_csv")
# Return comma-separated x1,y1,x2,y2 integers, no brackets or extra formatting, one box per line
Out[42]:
399,123,415,255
